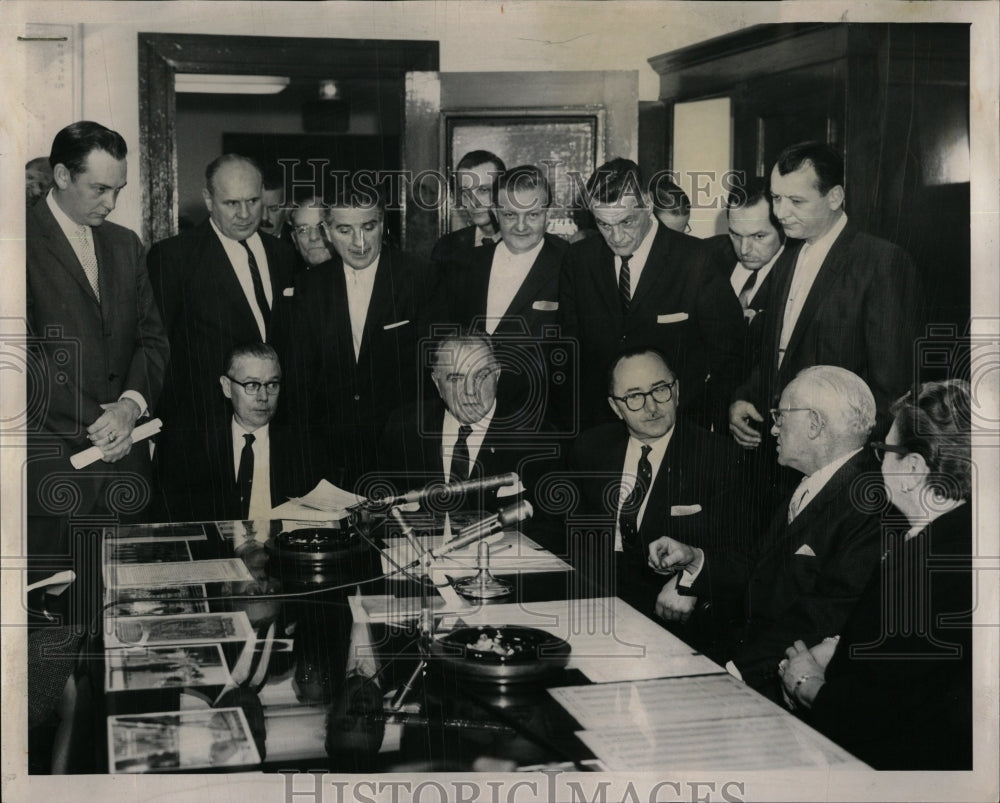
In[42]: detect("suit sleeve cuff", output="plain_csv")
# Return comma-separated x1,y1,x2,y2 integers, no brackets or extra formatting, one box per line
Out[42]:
675,547,705,595
119,391,148,419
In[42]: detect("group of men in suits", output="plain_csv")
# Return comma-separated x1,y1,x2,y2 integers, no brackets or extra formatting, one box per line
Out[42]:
27,121,926,704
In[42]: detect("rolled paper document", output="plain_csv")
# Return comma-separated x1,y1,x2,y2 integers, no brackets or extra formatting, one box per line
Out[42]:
70,417,163,469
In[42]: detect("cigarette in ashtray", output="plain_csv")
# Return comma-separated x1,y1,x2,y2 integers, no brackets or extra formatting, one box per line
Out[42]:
70,418,163,469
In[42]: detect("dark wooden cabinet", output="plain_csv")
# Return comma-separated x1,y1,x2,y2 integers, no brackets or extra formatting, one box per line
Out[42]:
648,23,970,330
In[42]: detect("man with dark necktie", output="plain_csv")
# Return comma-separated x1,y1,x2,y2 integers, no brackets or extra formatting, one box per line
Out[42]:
560,347,741,623
558,158,743,434
148,154,297,521
377,333,557,514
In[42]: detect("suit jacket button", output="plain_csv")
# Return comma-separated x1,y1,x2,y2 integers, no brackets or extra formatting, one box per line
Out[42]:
353,394,360,401
108,373,118,381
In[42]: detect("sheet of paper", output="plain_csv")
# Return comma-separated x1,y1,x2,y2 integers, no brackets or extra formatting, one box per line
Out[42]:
285,479,366,513
108,558,253,588
573,715,834,771
348,593,471,624
114,523,209,542
548,675,779,730
380,530,570,579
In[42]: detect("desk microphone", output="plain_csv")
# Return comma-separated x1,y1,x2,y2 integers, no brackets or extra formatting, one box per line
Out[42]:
371,472,519,509
423,499,533,564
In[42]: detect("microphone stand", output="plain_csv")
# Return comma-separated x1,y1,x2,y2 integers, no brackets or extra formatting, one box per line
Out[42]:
387,507,435,713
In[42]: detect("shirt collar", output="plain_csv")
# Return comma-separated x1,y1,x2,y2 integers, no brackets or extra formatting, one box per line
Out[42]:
628,214,658,264
804,211,848,251
343,253,381,283
443,399,498,435
496,237,544,263
797,446,862,500
232,416,269,439
46,189,87,241
210,218,261,248
627,425,674,461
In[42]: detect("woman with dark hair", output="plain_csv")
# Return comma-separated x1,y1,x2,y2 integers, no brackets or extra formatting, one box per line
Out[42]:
778,379,973,769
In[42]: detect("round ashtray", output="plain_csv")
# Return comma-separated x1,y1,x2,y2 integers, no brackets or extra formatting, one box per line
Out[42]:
429,625,571,683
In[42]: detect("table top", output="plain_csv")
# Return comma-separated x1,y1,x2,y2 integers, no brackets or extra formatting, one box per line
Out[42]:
89,515,867,774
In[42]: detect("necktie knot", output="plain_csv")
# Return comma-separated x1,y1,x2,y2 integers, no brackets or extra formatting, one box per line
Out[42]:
244,433,256,447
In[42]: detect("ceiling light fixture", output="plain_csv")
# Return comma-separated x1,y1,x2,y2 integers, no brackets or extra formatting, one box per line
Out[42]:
175,73,291,95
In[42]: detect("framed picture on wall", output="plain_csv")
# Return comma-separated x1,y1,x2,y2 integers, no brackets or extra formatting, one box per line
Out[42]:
441,108,605,238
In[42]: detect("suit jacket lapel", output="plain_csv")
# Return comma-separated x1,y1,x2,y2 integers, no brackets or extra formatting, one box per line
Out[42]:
501,240,557,322
629,224,672,316
33,201,101,305
781,224,855,369
595,245,624,323
782,450,863,546
204,225,263,337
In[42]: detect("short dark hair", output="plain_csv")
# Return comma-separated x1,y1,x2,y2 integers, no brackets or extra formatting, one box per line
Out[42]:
648,177,690,214
585,158,646,208
456,150,505,174
890,379,972,501
726,176,783,239
774,141,844,196
493,164,552,208
328,175,385,213
224,342,280,376
49,121,127,178
606,346,674,396
261,162,285,192
205,154,262,194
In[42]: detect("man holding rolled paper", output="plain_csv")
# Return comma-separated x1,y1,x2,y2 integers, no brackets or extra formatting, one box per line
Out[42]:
26,121,170,565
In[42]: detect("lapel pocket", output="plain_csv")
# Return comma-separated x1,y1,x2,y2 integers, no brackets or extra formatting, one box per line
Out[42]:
282,287,295,297
531,300,558,312
657,312,689,324
794,543,816,557
383,320,410,331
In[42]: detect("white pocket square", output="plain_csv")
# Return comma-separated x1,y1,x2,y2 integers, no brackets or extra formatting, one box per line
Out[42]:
532,300,558,312
657,312,689,324
794,544,816,557
282,287,295,297
383,320,410,331
670,504,702,516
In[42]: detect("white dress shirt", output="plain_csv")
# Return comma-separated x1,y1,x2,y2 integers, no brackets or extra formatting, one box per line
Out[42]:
484,239,544,334
344,255,381,360
440,402,497,481
614,215,658,297
474,228,501,247
614,428,674,551
231,417,272,520
210,221,273,340
778,213,848,365
46,191,148,417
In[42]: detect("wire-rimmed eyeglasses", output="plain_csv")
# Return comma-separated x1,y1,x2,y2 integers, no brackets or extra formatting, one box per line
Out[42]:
610,381,677,411
769,407,814,426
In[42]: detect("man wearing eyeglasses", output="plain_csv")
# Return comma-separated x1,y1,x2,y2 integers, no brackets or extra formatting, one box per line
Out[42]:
157,343,303,521
647,365,884,700
288,195,333,269
561,347,741,624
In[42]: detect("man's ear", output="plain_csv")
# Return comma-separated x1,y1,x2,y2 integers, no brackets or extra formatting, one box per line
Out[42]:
219,375,232,400
608,396,624,421
807,409,824,438
826,184,845,211
52,163,71,191
202,187,213,212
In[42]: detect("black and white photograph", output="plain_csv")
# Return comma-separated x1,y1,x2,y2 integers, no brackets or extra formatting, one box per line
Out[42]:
105,644,231,691
107,708,261,772
3,0,997,800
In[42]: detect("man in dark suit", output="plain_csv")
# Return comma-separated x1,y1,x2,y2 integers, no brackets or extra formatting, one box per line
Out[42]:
705,179,787,384
377,333,556,513
156,343,306,522
430,150,505,272
558,158,744,433
729,141,923,454
283,182,432,490
148,154,297,517
445,164,568,419
650,365,883,701
560,347,742,623
26,120,169,595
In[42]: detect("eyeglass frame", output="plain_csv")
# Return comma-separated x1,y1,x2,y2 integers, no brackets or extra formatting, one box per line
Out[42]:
870,441,910,463
769,407,815,426
609,380,677,412
291,223,326,239
226,376,282,395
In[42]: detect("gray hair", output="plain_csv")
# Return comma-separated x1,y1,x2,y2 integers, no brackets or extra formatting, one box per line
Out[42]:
793,365,875,439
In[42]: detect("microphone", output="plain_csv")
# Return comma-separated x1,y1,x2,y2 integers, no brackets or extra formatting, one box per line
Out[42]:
426,499,533,563
369,472,519,509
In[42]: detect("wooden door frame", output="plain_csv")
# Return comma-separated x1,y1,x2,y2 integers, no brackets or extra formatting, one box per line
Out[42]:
138,32,438,245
